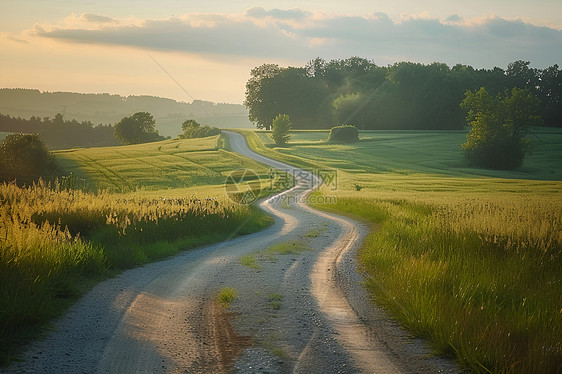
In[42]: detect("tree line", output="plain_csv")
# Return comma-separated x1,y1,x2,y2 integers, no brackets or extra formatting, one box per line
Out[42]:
245,58,561,130
0,111,222,150
113,112,221,144
0,113,118,149
0,111,223,185
0,89,250,136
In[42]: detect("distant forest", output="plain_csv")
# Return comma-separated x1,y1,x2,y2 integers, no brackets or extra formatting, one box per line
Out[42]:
0,113,118,150
0,90,252,136
245,59,562,130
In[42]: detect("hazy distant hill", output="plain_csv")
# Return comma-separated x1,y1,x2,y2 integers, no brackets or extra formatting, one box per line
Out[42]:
0,89,252,137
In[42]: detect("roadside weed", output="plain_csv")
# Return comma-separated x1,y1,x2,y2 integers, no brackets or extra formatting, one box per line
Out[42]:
217,287,238,308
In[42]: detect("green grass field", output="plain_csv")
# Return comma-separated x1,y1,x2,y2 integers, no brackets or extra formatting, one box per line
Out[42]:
256,128,562,181
55,134,274,195
0,134,278,365
244,128,562,374
4,128,561,372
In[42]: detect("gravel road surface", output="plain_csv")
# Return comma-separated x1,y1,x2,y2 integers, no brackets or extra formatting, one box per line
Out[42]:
4,131,462,374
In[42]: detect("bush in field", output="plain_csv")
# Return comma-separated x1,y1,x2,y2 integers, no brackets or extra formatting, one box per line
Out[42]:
0,133,59,183
271,114,292,147
461,87,542,170
179,119,221,139
328,125,359,143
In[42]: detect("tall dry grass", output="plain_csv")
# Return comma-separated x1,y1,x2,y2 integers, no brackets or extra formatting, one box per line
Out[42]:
0,180,272,364
312,191,562,373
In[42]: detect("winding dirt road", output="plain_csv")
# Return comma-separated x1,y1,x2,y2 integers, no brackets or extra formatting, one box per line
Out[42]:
4,132,461,373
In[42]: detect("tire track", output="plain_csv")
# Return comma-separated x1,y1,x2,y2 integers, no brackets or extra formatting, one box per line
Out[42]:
4,132,460,374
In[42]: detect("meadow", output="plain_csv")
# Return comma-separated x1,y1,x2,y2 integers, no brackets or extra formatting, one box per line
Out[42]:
244,129,562,373
0,134,276,365
55,134,270,193
256,128,562,181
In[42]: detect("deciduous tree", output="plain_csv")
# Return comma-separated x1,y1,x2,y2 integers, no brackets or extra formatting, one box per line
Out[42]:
461,87,542,169
244,64,282,130
114,112,163,145
0,133,59,182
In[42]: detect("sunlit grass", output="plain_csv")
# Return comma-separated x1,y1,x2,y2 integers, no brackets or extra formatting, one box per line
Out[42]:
268,292,283,310
311,193,562,373
239,240,313,268
241,129,562,374
0,133,280,365
241,254,261,269
264,241,311,257
256,128,562,181
0,180,273,364
55,134,274,193
217,287,238,308
304,229,320,237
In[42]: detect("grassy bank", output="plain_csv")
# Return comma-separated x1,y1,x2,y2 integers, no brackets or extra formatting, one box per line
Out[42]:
241,129,562,373
55,134,270,193
311,191,561,373
0,134,276,365
230,129,322,171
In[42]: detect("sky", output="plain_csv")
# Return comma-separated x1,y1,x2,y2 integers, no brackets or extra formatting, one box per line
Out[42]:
1,1,561,104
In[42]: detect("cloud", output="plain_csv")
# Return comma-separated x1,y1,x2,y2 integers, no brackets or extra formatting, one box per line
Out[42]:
33,14,310,60
445,14,463,23
245,7,267,19
31,10,562,68
245,7,308,20
33,24,46,34
81,13,117,24
2,33,29,44
400,11,433,21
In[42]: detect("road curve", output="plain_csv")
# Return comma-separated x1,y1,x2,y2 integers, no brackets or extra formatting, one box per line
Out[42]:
226,132,401,373
5,132,460,374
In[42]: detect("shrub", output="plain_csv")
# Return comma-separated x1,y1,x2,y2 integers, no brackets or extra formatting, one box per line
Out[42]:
179,119,221,139
328,125,359,143
462,135,526,170
271,114,292,146
217,287,237,307
0,133,59,183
